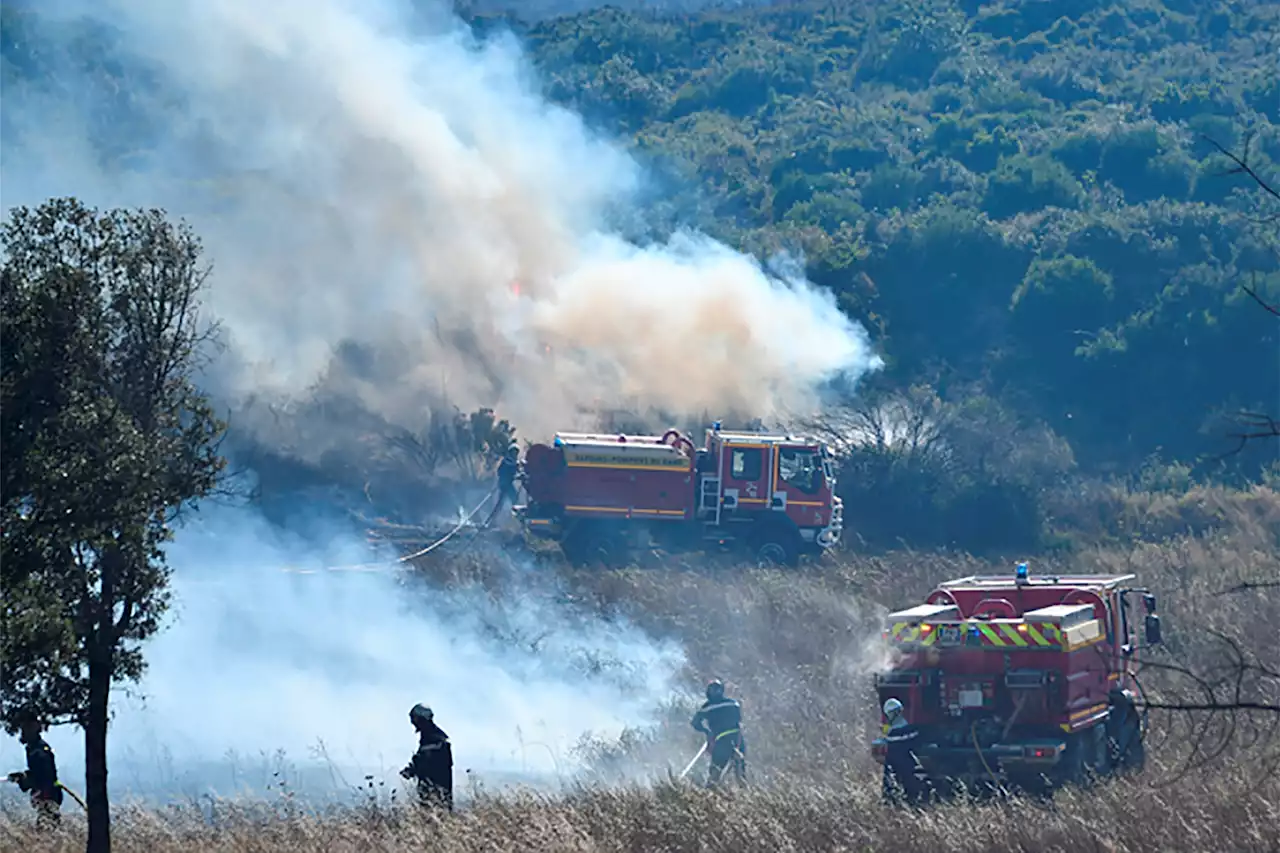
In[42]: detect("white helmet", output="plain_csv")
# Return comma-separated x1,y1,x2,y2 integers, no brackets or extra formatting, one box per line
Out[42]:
883,697,904,718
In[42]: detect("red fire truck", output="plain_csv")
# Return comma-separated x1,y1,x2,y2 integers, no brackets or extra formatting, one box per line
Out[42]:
514,422,843,566
872,565,1161,797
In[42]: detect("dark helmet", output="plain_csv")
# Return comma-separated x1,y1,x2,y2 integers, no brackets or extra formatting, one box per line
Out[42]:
409,703,434,727
706,679,725,701
18,719,43,743
504,445,519,460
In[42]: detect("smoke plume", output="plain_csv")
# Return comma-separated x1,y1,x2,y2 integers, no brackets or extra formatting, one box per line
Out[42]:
2,0,881,439
0,502,686,803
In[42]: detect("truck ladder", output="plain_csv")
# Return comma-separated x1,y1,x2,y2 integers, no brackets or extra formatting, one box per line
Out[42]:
699,475,721,525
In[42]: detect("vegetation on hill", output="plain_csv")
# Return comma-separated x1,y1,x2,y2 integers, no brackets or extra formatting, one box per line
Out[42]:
500,0,1279,480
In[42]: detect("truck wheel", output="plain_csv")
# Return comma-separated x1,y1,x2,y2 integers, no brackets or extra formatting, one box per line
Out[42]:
561,521,629,568
754,538,797,568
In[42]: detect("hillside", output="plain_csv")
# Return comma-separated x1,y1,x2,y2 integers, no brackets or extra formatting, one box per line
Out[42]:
498,0,1279,478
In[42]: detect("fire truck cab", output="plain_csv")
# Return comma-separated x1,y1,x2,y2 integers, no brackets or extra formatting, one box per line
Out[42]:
694,426,843,560
872,565,1162,798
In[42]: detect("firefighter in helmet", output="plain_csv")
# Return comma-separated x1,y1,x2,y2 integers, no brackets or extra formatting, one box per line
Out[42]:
691,679,746,787
399,704,454,811
6,720,63,829
881,697,927,805
484,445,522,528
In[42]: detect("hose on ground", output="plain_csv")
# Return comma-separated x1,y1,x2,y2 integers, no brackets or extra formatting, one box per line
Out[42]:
280,488,497,574
394,488,497,561
972,719,1010,797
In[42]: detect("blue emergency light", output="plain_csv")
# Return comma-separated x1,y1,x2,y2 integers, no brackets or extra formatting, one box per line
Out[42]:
554,436,564,448
713,420,722,431
1016,561,1029,583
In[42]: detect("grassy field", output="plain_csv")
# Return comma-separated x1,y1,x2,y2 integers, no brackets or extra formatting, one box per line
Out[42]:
4,484,1278,851
4,769,1279,853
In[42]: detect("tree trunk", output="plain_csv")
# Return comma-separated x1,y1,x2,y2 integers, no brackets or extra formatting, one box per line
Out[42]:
84,646,112,853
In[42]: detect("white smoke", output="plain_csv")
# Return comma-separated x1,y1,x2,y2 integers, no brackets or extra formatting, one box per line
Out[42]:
1,0,881,438
0,502,685,803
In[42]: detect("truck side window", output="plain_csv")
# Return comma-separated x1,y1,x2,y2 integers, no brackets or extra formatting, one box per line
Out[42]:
779,448,820,494
731,448,762,481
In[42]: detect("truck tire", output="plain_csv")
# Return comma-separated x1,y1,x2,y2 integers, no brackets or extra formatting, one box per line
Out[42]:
560,521,628,568
753,536,798,568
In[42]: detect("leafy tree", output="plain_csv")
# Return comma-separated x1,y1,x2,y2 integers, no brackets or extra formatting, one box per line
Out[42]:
1,198,227,852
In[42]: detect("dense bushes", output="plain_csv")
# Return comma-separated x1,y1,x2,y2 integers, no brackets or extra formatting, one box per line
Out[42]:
508,0,1280,481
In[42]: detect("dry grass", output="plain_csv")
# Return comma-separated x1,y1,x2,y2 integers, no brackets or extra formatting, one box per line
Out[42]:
5,770,1279,852
4,486,1278,852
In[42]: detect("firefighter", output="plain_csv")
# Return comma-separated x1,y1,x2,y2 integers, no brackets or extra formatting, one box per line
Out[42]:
6,720,63,829
881,697,927,806
691,679,746,787
399,704,454,812
483,445,521,528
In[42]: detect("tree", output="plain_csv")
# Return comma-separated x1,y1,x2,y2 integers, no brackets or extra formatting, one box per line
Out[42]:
0,198,227,852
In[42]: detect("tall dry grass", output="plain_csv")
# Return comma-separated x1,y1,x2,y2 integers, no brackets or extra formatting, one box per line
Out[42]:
5,770,1278,852
4,486,1278,851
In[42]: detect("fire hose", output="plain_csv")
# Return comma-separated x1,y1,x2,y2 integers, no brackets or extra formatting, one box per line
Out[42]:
280,487,496,574
395,488,497,561
971,720,1010,798
677,742,706,780
57,782,87,811
5,775,86,812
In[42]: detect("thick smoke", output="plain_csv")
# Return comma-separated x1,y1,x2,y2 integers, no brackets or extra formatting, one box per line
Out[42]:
0,502,686,803
2,0,881,438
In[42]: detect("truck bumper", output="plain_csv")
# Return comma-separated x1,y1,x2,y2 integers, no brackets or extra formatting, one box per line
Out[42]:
514,506,561,539
816,498,843,549
872,738,1066,776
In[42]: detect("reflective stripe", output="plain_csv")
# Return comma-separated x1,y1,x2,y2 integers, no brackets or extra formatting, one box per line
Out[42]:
998,624,1028,647
890,622,920,643
701,700,740,712
888,620,1065,648
715,728,740,740
1025,623,1053,647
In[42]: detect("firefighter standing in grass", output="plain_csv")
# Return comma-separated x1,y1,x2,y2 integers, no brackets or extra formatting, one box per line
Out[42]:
881,697,927,805
483,445,521,528
691,679,746,787
6,720,63,829
400,704,454,812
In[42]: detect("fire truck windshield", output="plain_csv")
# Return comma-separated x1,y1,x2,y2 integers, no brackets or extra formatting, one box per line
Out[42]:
779,447,821,494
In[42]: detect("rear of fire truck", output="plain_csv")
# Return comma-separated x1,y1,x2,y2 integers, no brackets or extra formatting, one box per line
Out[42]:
872,565,1161,797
